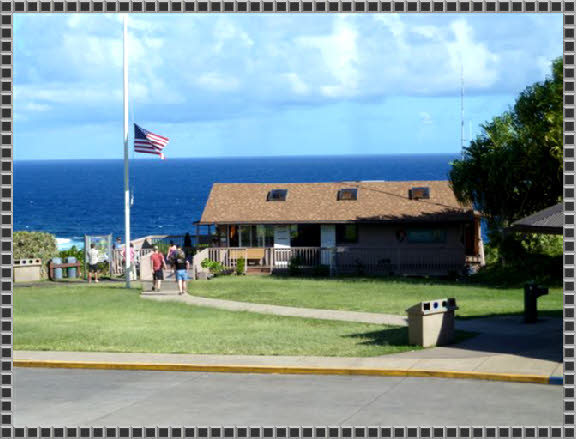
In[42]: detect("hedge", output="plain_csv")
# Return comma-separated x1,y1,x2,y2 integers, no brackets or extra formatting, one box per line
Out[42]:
14,231,58,278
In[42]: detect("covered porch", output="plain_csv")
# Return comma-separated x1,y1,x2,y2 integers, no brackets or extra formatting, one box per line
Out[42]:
193,246,467,276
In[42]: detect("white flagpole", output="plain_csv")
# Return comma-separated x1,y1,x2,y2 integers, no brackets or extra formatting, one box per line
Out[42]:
123,14,131,288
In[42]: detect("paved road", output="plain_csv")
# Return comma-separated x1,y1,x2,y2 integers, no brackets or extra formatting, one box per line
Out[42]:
14,368,562,426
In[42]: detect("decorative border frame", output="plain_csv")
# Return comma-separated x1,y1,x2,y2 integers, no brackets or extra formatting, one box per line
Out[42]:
1,1,573,437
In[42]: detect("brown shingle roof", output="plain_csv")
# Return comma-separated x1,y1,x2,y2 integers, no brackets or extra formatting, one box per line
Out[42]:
199,181,475,225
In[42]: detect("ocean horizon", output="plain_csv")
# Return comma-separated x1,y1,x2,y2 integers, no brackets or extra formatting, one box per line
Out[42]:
14,153,460,249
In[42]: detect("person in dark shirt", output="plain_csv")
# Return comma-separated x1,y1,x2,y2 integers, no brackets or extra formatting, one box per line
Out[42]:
172,245,190,295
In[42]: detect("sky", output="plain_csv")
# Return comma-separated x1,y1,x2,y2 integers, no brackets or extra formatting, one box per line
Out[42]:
14,13,562,160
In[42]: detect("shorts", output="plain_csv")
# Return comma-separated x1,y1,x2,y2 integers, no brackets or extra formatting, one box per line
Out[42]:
88,264,99,273
176,269,188,281
153,269,164,281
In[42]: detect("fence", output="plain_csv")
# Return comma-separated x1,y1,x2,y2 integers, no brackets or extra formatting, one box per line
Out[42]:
193,248,274,275
111,248,154,278
193,247,466,276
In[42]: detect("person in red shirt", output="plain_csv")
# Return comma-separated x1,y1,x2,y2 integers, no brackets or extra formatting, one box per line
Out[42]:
150,245,167,292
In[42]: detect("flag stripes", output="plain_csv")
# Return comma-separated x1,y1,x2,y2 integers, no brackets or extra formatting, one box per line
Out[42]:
134,124,169,159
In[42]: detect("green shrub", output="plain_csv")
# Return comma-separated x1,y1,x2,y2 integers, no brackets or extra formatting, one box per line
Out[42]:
156,242,170,256
492,232,563,265
59,245,85,264
58,245,86,279
201,259,224,275
354,259,366,276
288,256,303,276
312,264,330,277
236,257,246,275
470,254,562,287
14,231,58,278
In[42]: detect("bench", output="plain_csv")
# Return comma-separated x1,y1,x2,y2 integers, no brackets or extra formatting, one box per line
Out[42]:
229,248,266,265
48,261,83,280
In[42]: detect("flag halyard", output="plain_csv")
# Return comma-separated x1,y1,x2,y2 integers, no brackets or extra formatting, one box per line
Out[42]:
134,123,169,159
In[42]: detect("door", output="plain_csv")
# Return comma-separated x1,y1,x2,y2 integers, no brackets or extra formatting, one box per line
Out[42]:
274,226,291,248
274,225,292,267
321,225,336,265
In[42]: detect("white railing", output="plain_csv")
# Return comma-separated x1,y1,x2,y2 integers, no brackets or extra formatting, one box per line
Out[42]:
193,247,466,276
111,248,153,278
196,248,274,274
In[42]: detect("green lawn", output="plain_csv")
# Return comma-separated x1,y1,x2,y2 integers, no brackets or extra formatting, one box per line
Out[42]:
188,276,563,318
14,284,423,357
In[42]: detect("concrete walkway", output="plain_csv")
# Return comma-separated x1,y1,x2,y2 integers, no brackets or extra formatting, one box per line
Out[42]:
141,281,408,326
14,347,562,385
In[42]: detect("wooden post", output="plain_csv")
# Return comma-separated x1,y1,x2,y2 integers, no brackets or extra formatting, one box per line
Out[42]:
270,247,274,274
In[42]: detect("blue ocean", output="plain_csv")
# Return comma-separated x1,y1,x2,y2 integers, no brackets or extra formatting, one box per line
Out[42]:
14,154,459,249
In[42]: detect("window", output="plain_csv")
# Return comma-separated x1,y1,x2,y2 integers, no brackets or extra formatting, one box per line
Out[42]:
267,189,288,201
337,188,358,201
256,225,274,247
406,229,446,244
290,224,321,247
408,187,430,200
238,225,274,247
336,224,358,244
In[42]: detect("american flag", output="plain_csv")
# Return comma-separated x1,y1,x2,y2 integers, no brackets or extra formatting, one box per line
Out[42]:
134,123,169,160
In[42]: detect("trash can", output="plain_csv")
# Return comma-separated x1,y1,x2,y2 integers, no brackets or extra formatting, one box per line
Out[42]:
66,256,77,279
14,258,42,282
52,257,63,280
406,298,458,347
524,282,548,323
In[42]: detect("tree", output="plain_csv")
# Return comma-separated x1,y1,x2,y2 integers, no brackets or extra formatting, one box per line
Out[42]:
449,57,563,246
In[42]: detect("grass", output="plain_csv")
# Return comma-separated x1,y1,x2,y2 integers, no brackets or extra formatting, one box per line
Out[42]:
14,284,426,357
188,276,563,318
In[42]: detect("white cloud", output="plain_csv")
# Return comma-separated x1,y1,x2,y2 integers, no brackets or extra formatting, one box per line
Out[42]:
535,56,554,79
284,73,309,95
374,14,407,40
213,18,254,53
195,72,240,92
23,103,51,112
297,16,359,97
446,20,500,88
15,84,121,104
14,13,561,127
420,112,433,125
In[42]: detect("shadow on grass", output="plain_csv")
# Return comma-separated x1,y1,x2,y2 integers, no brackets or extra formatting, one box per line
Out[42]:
456,309,563,320
344,327,410,348
342,327,477,349
271,259,563,290
270,273,527,291
345,322,561,363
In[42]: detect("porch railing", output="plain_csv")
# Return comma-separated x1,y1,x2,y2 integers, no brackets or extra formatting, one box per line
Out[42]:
111,248,154,278
193,247,466,276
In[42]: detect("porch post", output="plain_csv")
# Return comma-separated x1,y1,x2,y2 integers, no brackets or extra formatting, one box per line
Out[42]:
330,248,336,278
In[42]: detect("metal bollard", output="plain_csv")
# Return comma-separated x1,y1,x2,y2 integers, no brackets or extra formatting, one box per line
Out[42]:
524,282,548,323
66,256,77,279
52,257,63,280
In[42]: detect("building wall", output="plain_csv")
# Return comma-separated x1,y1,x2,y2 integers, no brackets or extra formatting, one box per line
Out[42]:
331,223,468,273
352,223,464,249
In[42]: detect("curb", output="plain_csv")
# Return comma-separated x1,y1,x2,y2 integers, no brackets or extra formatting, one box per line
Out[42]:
14,360,562,385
